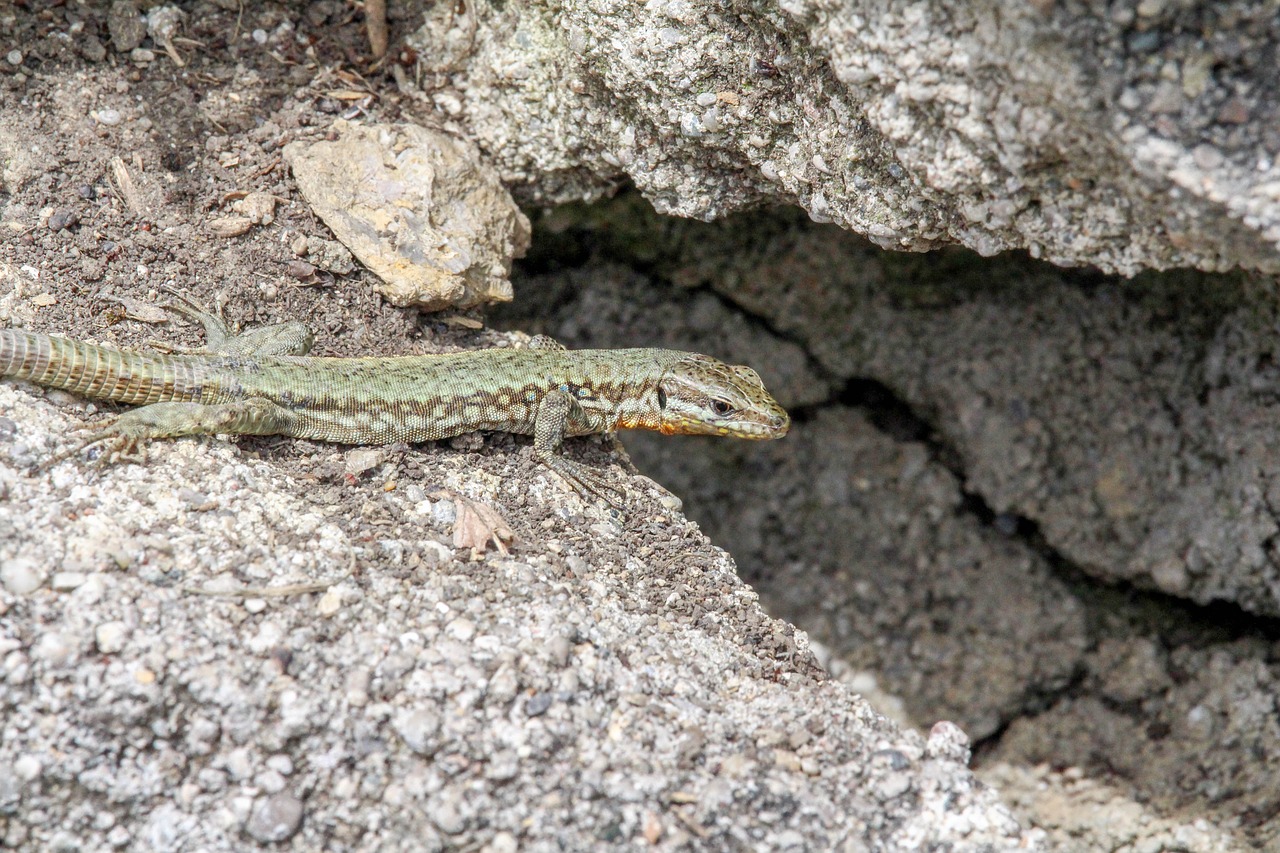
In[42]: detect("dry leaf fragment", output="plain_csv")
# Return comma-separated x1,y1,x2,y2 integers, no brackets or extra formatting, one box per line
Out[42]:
451,495,514,557
30,293,57,307
109,156,147,217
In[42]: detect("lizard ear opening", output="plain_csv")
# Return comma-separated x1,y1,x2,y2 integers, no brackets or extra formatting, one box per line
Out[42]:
656,386,667,409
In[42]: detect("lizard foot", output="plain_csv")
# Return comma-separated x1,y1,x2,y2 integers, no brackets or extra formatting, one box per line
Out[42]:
541,454,629,510
38,415,150,472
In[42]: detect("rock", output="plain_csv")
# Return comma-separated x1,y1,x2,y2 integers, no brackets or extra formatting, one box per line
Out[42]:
245,792,304,843
393,709,441,755
1,558,45,595
231,192,276,225
94,621,129,654
77,36,105,64
409,1,1280,275
206,216,253,237
284,121,530,310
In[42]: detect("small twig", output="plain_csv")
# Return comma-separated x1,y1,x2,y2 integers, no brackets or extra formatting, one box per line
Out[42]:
673,809,710,839
183,576,348,598
182,537,357,598
366,0,388,60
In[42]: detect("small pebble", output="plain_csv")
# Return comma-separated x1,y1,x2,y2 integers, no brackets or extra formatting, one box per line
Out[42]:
225,748,254,781
286,260,316,280
256,769,287,794
107,0,147,52
484,751,519,781
1192,144,1224,170
525,692,554,717
344,448,383,477
445,618,475,642
925,721,972,764
47,210,79,231
430,789,466,834
1127,30,1161,53
252,29,268,45
489,832,518,853
33,632,78,666
265,755,294,776
245,792,304,843
94,617,128,650
1,558,45,595
14,755,42,781
317,590,342,616
81,36,108,63
394,709,441,755
50,572,87,591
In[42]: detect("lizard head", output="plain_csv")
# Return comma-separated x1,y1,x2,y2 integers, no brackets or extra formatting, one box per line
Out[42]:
656,355,790,439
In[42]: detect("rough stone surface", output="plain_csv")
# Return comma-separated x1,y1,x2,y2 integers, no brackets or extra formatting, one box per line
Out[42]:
410,0,1280,274
3,3,1278,848
499,201,1280,846
988,635,1280,850
0,381,1033,851
284,121,530,310
981,762,1241,853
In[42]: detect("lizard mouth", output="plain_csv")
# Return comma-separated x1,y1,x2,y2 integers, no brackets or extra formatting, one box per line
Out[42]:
721,412,790,439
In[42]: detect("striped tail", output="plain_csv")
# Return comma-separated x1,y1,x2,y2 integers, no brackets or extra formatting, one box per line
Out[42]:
0,328,228,406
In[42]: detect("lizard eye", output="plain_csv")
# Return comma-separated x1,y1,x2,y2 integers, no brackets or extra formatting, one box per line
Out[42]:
711,399,734,416
656,387,667,409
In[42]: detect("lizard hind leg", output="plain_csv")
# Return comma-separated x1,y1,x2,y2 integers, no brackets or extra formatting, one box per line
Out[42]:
160,289,316,357
40,398,301,471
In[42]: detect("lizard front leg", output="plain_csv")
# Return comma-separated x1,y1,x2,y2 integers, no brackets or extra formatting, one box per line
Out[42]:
533,390,627,507
45,398,301,469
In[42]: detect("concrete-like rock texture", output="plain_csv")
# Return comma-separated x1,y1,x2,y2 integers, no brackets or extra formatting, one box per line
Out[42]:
412,0,1280,274
498,200,1280,847
0,382,1033,852
5,1,1280,848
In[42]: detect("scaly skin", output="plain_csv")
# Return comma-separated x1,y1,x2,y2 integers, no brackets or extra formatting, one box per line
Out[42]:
0,305,789,504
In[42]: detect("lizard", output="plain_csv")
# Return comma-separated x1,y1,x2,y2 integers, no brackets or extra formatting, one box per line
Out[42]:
0,296,790,505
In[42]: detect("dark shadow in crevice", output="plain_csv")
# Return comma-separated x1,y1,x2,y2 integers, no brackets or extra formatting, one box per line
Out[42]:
794,372,1280,756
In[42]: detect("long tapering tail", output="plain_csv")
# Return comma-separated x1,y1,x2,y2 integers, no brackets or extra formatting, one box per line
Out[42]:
0,328,225,406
